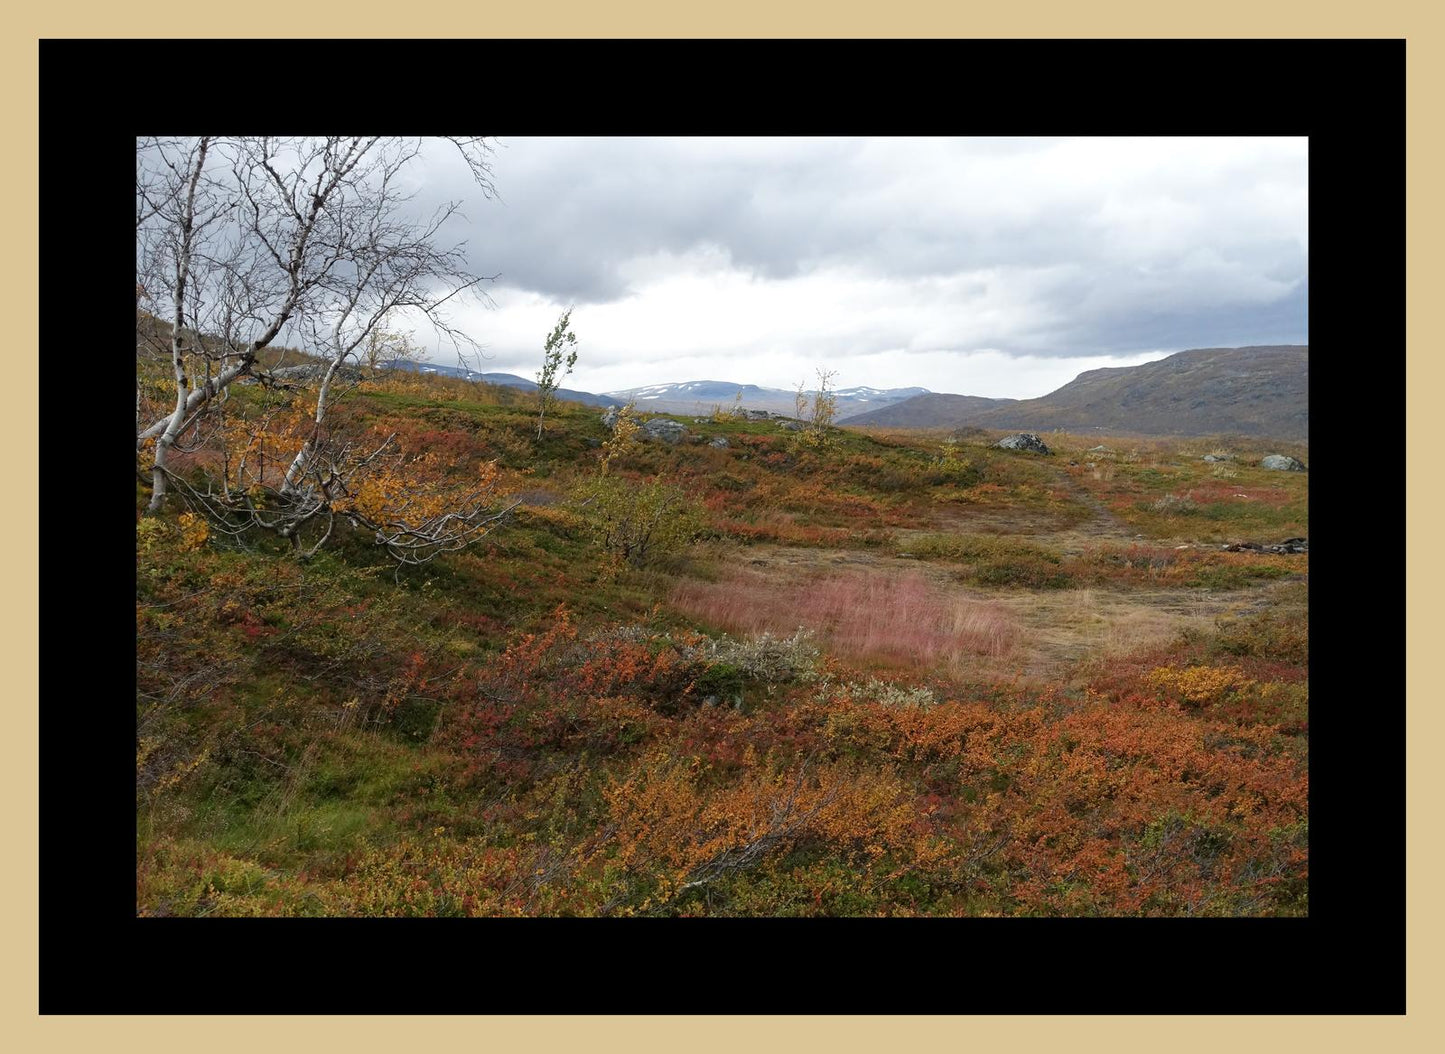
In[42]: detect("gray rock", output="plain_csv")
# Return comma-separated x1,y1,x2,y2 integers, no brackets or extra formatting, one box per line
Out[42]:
1202,454,1237,463
993,432,1052,455
268,363,363,384
778,420,803,432
1260,454,1306,472
641,418,689,444
1226,537,1308,555
1088,445,1111,452
709,436,730,449
601,405,621,429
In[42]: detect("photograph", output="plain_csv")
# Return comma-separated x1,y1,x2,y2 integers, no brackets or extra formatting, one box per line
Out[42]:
133,133,1313,920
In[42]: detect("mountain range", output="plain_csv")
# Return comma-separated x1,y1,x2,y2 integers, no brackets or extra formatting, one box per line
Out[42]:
603,380,930,418
395,344,1308,439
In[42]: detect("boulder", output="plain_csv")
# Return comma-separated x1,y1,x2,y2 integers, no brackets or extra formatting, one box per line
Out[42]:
709,436,730,449
601,405,621,429
778,420,803,432
1202,454,1236,463
641,418,689,444
993,432,1052,455
268,363,362,384
1260,454,1306,472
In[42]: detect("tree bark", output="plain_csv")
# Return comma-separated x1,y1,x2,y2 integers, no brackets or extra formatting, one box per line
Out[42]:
146,139,209,514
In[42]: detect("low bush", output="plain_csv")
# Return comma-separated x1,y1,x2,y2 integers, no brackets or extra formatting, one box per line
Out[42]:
573,475,706,567
899,533,1072,589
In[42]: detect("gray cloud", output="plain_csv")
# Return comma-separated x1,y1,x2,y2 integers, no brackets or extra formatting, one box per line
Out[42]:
402,136,1305,390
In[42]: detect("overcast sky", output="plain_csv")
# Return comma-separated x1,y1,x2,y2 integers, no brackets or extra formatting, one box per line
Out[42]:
400,136,1307,399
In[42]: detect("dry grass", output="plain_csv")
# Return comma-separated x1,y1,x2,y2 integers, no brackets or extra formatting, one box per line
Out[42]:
670,567,1020,674
997,587,1230,679
676,542,1289,685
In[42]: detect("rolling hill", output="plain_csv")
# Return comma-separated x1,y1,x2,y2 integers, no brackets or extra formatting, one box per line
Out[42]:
840,346,1308,439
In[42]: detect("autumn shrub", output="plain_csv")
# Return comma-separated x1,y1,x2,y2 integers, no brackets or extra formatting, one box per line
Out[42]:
899,533,1072,589
598,749,941,913
1144,664,1257,709
702,628,821,690
1066,545,1301,590
826,677,938,709
573,474,705,567
1206,609,1309,665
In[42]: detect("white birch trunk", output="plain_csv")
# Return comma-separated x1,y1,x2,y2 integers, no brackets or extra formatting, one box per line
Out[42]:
146,139,208,514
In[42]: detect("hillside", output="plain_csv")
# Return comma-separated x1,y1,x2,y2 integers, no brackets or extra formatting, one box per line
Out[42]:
384,361,615,407
137,360,1310,920
841,346,1308,439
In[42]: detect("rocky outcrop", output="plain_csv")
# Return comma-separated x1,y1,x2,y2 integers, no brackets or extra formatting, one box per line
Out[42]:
1259,454,1306,472
1223,537,1308,555
641,418,689,444
992,432,1052,455
267,363,363,384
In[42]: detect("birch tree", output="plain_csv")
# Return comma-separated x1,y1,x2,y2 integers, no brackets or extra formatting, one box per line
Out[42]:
136,136,512,561
534,308,578,440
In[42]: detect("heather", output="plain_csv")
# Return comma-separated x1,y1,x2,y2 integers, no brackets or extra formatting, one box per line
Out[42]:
137,368,1308,917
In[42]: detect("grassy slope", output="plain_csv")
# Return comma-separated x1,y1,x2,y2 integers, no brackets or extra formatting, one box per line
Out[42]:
137,374,1308,917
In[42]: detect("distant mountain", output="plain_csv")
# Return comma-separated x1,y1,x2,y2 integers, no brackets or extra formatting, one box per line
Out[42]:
839,393,1018,428
604,380,930,418
840,346,1308,439
385,361,614,407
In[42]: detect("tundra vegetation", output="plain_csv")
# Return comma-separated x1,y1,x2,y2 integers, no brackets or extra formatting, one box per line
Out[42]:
136,137,1306,918
137,349,1308,915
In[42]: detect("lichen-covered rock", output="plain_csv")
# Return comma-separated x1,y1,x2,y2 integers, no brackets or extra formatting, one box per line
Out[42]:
641,418,689,444
1260,454,1306,472
709,436,730,448
268,363,363,384
778,420,802,432
601,405,621,429
993,432,1052,455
